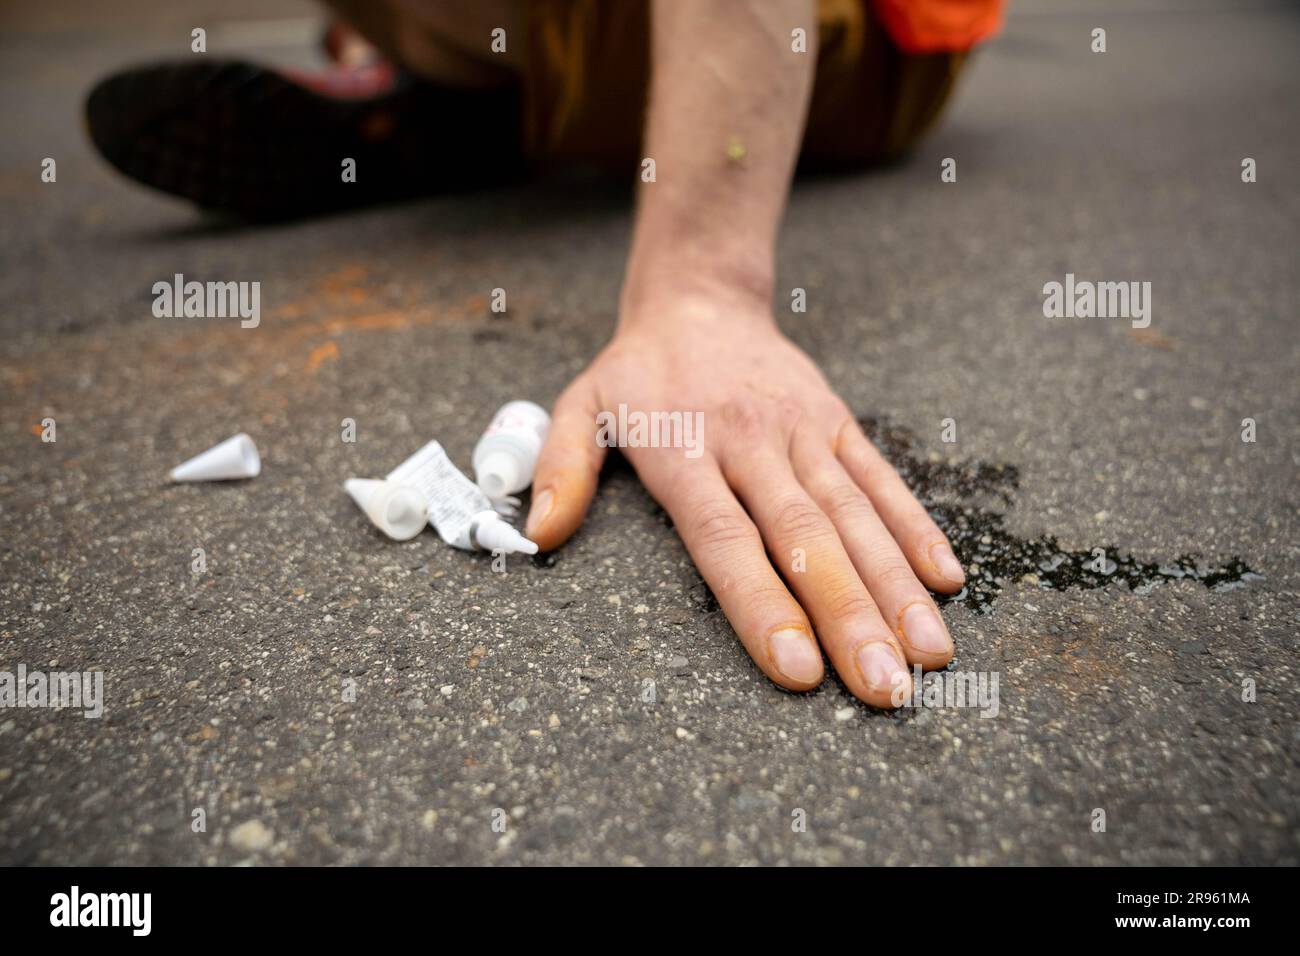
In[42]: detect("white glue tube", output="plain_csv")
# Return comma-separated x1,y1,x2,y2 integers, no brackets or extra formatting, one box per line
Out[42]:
387,439,538,555
472,400,551,499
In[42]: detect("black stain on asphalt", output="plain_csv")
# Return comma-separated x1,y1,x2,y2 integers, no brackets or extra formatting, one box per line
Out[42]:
860,417,1264,613
567,419,1262,618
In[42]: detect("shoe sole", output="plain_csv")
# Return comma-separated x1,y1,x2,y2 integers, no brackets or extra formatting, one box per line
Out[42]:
85,59,519,219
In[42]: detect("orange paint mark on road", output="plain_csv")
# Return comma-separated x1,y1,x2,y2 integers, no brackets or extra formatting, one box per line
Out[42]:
322,264,368,290
305,339,339,372
272,264,373,320
1129,327,1177,350
270,298,311,320
2,366,37,391
325,310,410,335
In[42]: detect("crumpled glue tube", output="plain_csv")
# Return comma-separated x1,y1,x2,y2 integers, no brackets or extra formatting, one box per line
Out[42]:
387,440,538,555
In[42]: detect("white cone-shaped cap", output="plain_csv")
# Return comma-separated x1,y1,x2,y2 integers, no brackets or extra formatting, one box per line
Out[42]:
476,450,523,499
474,516,539,555
344,478,428,541
170,433,261,482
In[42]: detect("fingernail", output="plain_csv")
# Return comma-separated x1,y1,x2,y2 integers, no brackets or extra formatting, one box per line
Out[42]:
929,541,965,585
899,602,953,656
768,628,823,685
525,487,554,538
856,641,909,693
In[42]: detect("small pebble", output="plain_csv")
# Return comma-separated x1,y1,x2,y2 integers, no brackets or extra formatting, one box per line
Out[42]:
230,820,273,853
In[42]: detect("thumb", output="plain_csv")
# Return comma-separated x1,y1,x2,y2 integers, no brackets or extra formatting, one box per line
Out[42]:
525,374,606,551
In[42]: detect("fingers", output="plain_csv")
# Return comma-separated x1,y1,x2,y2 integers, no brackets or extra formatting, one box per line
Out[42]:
835,420,965,594
720,447,912,708
792,432,954,671
637,456,825,691
525,375,606,551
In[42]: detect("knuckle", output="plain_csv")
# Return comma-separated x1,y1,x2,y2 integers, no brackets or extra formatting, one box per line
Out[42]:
857,456,891,488
690,504,758,550
773,397,806,433
850,440,895,485
745,584,798,614
821,480,873,521
872,558,920,592
718,398,767,439
821,582,877,620
831,416,859,457
554,372,593,412
542,442,599,484
770,495,830,542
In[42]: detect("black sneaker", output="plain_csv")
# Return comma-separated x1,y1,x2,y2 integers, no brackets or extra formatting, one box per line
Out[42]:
85,58,524,219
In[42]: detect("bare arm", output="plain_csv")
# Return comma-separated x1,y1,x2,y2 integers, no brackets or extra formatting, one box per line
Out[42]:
621,0,816,319
527,0,965,710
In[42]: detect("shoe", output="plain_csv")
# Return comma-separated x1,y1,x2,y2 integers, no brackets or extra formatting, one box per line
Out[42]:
85,58,523,219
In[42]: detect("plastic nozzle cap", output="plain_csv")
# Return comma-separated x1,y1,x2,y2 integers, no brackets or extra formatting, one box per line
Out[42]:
170,433,261,482
344,478,428,541
474,518,539,555
381,486,428,539
476,450,521,499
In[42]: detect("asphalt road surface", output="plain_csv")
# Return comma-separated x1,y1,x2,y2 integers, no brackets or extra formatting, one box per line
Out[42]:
1,0,1297,864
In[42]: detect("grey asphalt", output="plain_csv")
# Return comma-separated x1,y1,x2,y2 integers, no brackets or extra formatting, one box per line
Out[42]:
1,0,1297,865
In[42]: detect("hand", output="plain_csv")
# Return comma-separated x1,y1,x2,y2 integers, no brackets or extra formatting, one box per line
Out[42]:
524,294,965,708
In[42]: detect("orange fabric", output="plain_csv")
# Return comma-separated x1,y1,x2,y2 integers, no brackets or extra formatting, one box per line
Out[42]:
872,0,1004,54
522,0,998,166
523,0,651,165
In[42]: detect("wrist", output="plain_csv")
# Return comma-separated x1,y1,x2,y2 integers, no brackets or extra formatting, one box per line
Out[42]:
618,253,775,335
617,280,777,338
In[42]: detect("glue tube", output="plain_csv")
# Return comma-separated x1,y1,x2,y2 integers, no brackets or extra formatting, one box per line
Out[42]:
473,401,551,499
387,439,537,555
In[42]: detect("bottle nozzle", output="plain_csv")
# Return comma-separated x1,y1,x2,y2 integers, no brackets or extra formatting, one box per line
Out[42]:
476,450,522,500
473,515,539,555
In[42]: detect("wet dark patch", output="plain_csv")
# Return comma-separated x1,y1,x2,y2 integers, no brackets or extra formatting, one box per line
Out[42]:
859,417,1263,613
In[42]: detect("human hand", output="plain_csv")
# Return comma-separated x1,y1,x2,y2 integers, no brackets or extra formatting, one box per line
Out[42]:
524,292,965,708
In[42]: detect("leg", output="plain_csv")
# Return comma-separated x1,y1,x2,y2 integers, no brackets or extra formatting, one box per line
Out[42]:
85,0,528,218
802,0,970,167
320,0,523,89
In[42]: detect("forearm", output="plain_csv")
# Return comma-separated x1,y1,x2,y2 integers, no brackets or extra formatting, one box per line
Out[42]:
620,0,817,326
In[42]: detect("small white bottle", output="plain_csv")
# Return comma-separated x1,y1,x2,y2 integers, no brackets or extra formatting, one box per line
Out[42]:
473,400,551,499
